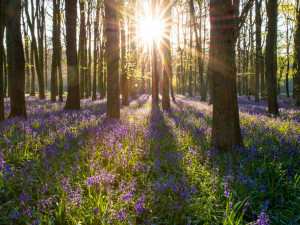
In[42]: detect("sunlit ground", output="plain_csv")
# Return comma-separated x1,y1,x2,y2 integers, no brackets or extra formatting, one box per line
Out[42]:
0,95,299,224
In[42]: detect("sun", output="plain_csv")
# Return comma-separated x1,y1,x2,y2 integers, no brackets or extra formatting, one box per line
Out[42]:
138,16,164,45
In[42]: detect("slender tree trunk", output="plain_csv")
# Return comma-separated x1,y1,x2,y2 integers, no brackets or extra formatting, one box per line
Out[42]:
64,0,80,110
37,0,45,97
51,0,58,102
104,0,120,118
24,0,45,99
99,41,104,100
265,0,279,115
237,37,242,95
30,42,35,96
210,0,243,149
6,0,27,118
0,0,5,121
152,0,159,104
87,2,92,98
93,0,101,101
296,0,300,106
188,4,193,97
120,7,129,106
79,0,86,99
162,0,171,110
22,13,31,95
57,0,63,102
4,47,7,98
286,21,290,98
255,0,262,102
44,18,47,93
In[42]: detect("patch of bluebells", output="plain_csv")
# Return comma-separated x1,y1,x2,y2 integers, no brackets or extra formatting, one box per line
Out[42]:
0,95,299,224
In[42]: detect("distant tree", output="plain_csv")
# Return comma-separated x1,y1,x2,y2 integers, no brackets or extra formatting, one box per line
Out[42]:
162,0,171,110
152,0,159,105
51,0,59,102
188,0,193,97
265,0,279,115
57,0,63,103
104,0,120,118
24,0,45,99
295,0,300,106
255,0,262,102
120,0,129,106
0,0,5,121
79,0,86,99
6,0,27,118
92,0,101,101
209,0,254,149
64,0,80,110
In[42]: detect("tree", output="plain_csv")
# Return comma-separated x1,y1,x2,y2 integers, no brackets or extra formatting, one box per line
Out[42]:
104,0,120,118
0,0,5,121
24,0,45,99
255,0,262,102
162,0,171,110
93,0,101,101
121,0,129,106
79,0,86,99
209,0,254,149
6,0,27,118
64,0,80,110
152,0,159,105
265,0,279,115
51,0,59,102
295,0,300,106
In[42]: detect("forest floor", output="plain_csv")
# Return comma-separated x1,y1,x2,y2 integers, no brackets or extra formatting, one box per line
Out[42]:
0,94,299,224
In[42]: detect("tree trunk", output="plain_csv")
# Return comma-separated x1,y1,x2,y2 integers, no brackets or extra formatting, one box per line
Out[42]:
64,0,80,110
120,6,129,106
79,0,86,99
210,0,243,149
57,0,63,102
296,0,300,106
286,20,290,98
255,0,262,102
0,0,5,121
93,0,101,101
188,4,193,97
24,0,45,99
104,0,120,118
30,42,35,96
37,0,45,97
265,0,279,115
152,0,159,104
87,2,92,98
6,0,27,118
51,0,58,102
162,0,171,110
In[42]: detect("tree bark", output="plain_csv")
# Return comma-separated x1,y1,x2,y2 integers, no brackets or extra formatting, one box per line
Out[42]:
255,0,262,102
0,0,5,121
210,0,243,149
296,0,300,106
24,0,45,99
30,41,35,96
92,0,101,101
162,0,171,110
120,3,129,106
57,0,63,102
152,0,159,104
265,0,279,114
64,0,80,110
51,0,59,102
6,0,27,118
79,0,86,99
104,0,120,118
